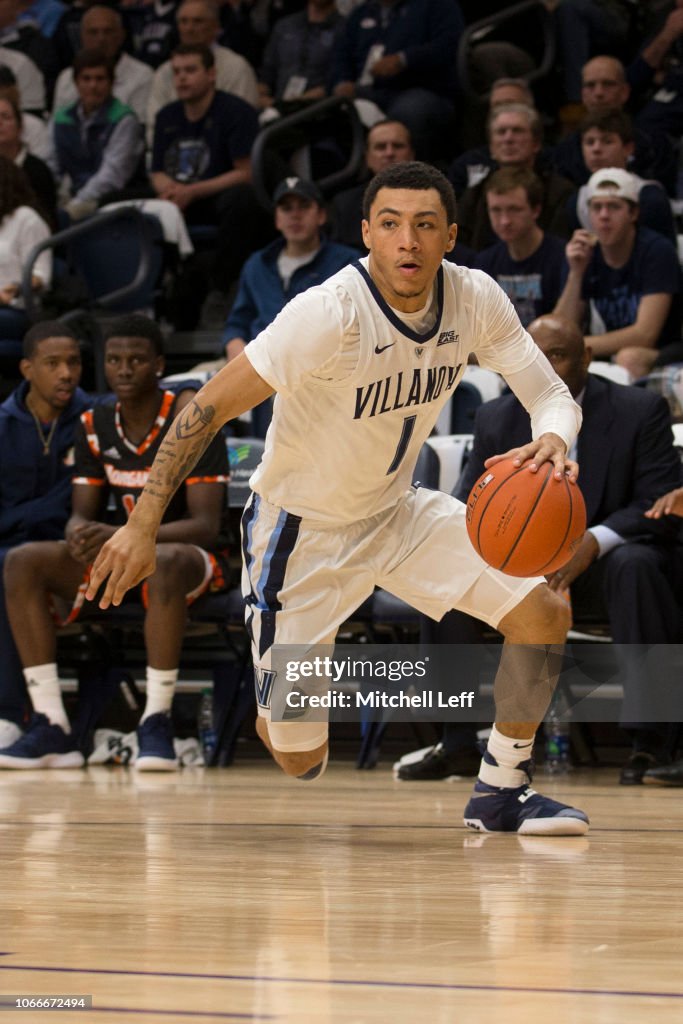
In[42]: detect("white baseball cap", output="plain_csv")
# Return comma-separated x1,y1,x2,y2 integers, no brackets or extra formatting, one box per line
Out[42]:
585,167,639,204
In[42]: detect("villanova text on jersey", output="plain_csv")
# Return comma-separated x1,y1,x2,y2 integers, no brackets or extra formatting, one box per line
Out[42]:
354,363,463,419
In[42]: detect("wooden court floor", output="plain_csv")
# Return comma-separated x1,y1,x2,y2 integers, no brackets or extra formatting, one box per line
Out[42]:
1,762,682,1023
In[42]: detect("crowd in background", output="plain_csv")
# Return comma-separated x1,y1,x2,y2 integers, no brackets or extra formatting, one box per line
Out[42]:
2,0,683,778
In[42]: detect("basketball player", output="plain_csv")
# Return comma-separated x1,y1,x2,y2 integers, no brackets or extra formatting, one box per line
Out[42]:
0,315,230,771
86,162,590,834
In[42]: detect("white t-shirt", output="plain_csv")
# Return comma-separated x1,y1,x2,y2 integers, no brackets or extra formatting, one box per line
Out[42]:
0,205,51,302
245,258,581,524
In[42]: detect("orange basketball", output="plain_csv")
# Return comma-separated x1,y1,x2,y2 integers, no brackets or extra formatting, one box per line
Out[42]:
465,457,587,577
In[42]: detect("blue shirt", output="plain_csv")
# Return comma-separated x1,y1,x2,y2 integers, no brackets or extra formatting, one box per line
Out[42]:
475,234,566,327
152,90,258,182
581,226,682,346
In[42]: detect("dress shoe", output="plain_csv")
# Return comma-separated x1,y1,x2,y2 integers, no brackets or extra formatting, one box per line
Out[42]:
619,750,667,785
396,742,481,781
643,758,683,786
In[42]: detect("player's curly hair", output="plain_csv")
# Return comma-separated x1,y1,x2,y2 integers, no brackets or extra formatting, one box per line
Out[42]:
0,155,40,224
362,161,457,224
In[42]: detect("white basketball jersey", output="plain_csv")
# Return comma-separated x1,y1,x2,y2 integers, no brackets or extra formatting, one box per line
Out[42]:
245,258,578,524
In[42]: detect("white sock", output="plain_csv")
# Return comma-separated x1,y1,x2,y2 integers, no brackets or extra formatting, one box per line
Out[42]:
24,663,70,733
479,724,534,789
141,667,177,721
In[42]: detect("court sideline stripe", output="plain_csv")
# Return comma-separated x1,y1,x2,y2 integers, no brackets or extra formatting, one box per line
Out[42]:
0,1007,270,1021
1,964,682,1000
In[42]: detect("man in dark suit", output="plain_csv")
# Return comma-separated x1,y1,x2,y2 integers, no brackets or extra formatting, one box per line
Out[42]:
399,314,683,784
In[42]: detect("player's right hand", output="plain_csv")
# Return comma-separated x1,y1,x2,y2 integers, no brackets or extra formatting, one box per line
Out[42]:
85,523,157,608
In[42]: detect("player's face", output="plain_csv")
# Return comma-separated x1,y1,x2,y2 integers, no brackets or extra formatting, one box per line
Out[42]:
171,55,215,101
486,187,540,243
275,196,326,245
588,194,637,246
581,129,632,172
21,338,82,412
104,337,164,400
362,187,457,312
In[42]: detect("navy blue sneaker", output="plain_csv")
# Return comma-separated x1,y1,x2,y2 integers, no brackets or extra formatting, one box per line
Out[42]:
463,779,589,835
0,713,84,769
136,712,178,771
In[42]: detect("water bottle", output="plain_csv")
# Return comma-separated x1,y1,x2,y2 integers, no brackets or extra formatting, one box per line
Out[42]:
197,688,217,766
544,689,571,774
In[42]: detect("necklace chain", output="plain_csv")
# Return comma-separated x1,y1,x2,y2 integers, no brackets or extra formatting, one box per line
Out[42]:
27,401,58,456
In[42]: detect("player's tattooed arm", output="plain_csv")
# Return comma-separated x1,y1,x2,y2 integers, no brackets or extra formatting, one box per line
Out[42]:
144,398,220,508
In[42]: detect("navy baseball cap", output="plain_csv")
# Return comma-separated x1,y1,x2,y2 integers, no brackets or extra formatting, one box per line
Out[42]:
273,177,324,205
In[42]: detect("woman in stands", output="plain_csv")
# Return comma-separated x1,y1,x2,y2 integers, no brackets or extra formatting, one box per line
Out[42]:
0,95,57,227
0,155,52,340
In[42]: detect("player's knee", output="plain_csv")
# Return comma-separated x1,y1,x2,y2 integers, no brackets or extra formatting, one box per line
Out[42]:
4,542,60,593
147,544,190,597
500,584,570,643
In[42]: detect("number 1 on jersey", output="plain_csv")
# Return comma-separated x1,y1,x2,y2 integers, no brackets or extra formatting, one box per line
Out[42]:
386,415,417,474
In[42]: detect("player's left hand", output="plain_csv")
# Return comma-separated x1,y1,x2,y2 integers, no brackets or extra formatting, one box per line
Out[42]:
546,532,598,592
484,432,578,482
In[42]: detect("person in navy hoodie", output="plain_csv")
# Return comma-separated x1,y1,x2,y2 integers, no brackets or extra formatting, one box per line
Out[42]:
222,176,358,436
0,320,89,748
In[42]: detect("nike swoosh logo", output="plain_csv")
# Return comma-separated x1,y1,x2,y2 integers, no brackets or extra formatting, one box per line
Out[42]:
513,742,533,749
374,342,396,354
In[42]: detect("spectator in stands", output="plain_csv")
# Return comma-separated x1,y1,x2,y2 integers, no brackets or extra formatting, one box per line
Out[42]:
447,77,536,197
330,118,414,251
553,0,632,109
0,155,51,339
568,109,676,245
258,0,344,111
630,1,683,141
121,0,180,70
0,321,88,752
147,0,259,143
223,176,357,434
457,104,575,250
47,49,144,221
554,167,682,379
151,43,271,324
0,314,231,772
331,0,463,161
0,65,49,159
0,94,56,225
551,55,677,195
0,40,45,113
0,0,59,101
18,0,66,39
399,314,683,784
475,168,566,327
52,5,154,128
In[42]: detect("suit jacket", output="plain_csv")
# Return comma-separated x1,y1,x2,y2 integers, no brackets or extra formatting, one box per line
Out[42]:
455,373,683,546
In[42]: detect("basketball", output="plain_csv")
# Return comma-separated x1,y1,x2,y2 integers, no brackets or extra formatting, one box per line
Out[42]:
465,457,587,577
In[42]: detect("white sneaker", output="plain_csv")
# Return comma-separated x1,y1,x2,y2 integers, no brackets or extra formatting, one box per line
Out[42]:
0,719,23,749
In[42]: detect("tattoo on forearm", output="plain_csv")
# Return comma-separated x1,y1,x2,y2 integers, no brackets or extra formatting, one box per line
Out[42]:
176,400,216,438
